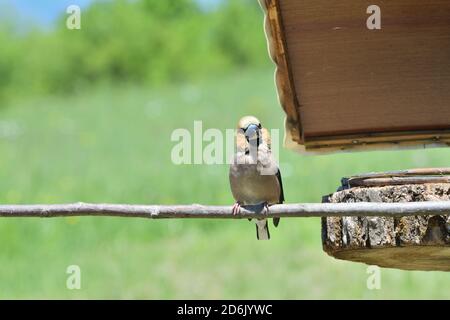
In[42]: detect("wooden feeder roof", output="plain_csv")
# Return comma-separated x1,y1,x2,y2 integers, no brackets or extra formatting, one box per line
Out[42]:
261,0,450,153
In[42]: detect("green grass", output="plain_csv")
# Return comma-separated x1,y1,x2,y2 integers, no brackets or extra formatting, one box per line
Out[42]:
0,69,449,299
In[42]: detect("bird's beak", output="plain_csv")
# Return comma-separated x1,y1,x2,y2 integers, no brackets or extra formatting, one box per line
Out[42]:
245,124,260,143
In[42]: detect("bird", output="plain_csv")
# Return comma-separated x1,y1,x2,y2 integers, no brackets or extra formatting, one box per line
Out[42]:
229,116,284,240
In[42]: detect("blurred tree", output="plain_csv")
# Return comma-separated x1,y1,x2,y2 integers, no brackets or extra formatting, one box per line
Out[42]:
211,0,267,67
141,0,200,19
0,0,270,103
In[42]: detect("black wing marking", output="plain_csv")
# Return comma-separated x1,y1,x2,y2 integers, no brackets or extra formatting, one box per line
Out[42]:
276,168,285,203
273,168,284,227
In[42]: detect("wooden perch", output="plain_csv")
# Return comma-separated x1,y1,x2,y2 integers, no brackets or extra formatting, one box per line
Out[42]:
0,202,449,219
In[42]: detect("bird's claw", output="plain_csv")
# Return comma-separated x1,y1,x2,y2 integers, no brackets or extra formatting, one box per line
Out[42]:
263,202,270,216
232,202,241,215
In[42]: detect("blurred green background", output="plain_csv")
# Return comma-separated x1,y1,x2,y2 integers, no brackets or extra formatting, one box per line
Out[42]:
0,0,449,299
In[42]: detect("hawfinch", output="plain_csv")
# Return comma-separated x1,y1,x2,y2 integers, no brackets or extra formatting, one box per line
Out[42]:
229,116,284,240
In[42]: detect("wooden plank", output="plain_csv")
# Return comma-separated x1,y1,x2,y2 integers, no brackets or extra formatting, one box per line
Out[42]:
260,0,303,144
342,167,450,187
263,0,450,153
303,129,450,152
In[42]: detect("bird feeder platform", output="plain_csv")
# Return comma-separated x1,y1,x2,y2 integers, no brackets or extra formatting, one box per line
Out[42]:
322,168,450,271
261,0,450,153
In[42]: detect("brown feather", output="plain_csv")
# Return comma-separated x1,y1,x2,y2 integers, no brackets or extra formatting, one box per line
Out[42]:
261,128,271,149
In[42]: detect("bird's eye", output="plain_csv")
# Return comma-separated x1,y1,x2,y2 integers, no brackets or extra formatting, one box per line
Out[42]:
258,123,262,129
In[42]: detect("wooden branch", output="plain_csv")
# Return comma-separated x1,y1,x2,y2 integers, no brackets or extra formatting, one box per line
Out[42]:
0,202,449,219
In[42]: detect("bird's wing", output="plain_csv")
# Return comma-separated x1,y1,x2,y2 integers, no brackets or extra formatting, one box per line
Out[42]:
273,168,284,227
260,128,283,202
276,168,284,203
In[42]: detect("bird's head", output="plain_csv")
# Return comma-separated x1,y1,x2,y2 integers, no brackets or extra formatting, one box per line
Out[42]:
237,116,262,147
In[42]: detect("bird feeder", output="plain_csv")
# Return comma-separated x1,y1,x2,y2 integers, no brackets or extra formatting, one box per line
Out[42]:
261,0,450,270
261,0,450,153
323,168,450,271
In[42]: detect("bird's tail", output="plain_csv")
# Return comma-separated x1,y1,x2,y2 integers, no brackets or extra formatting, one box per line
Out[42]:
255,219,270,240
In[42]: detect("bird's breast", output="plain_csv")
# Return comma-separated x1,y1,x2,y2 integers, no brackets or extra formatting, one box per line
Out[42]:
229,162,280,205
